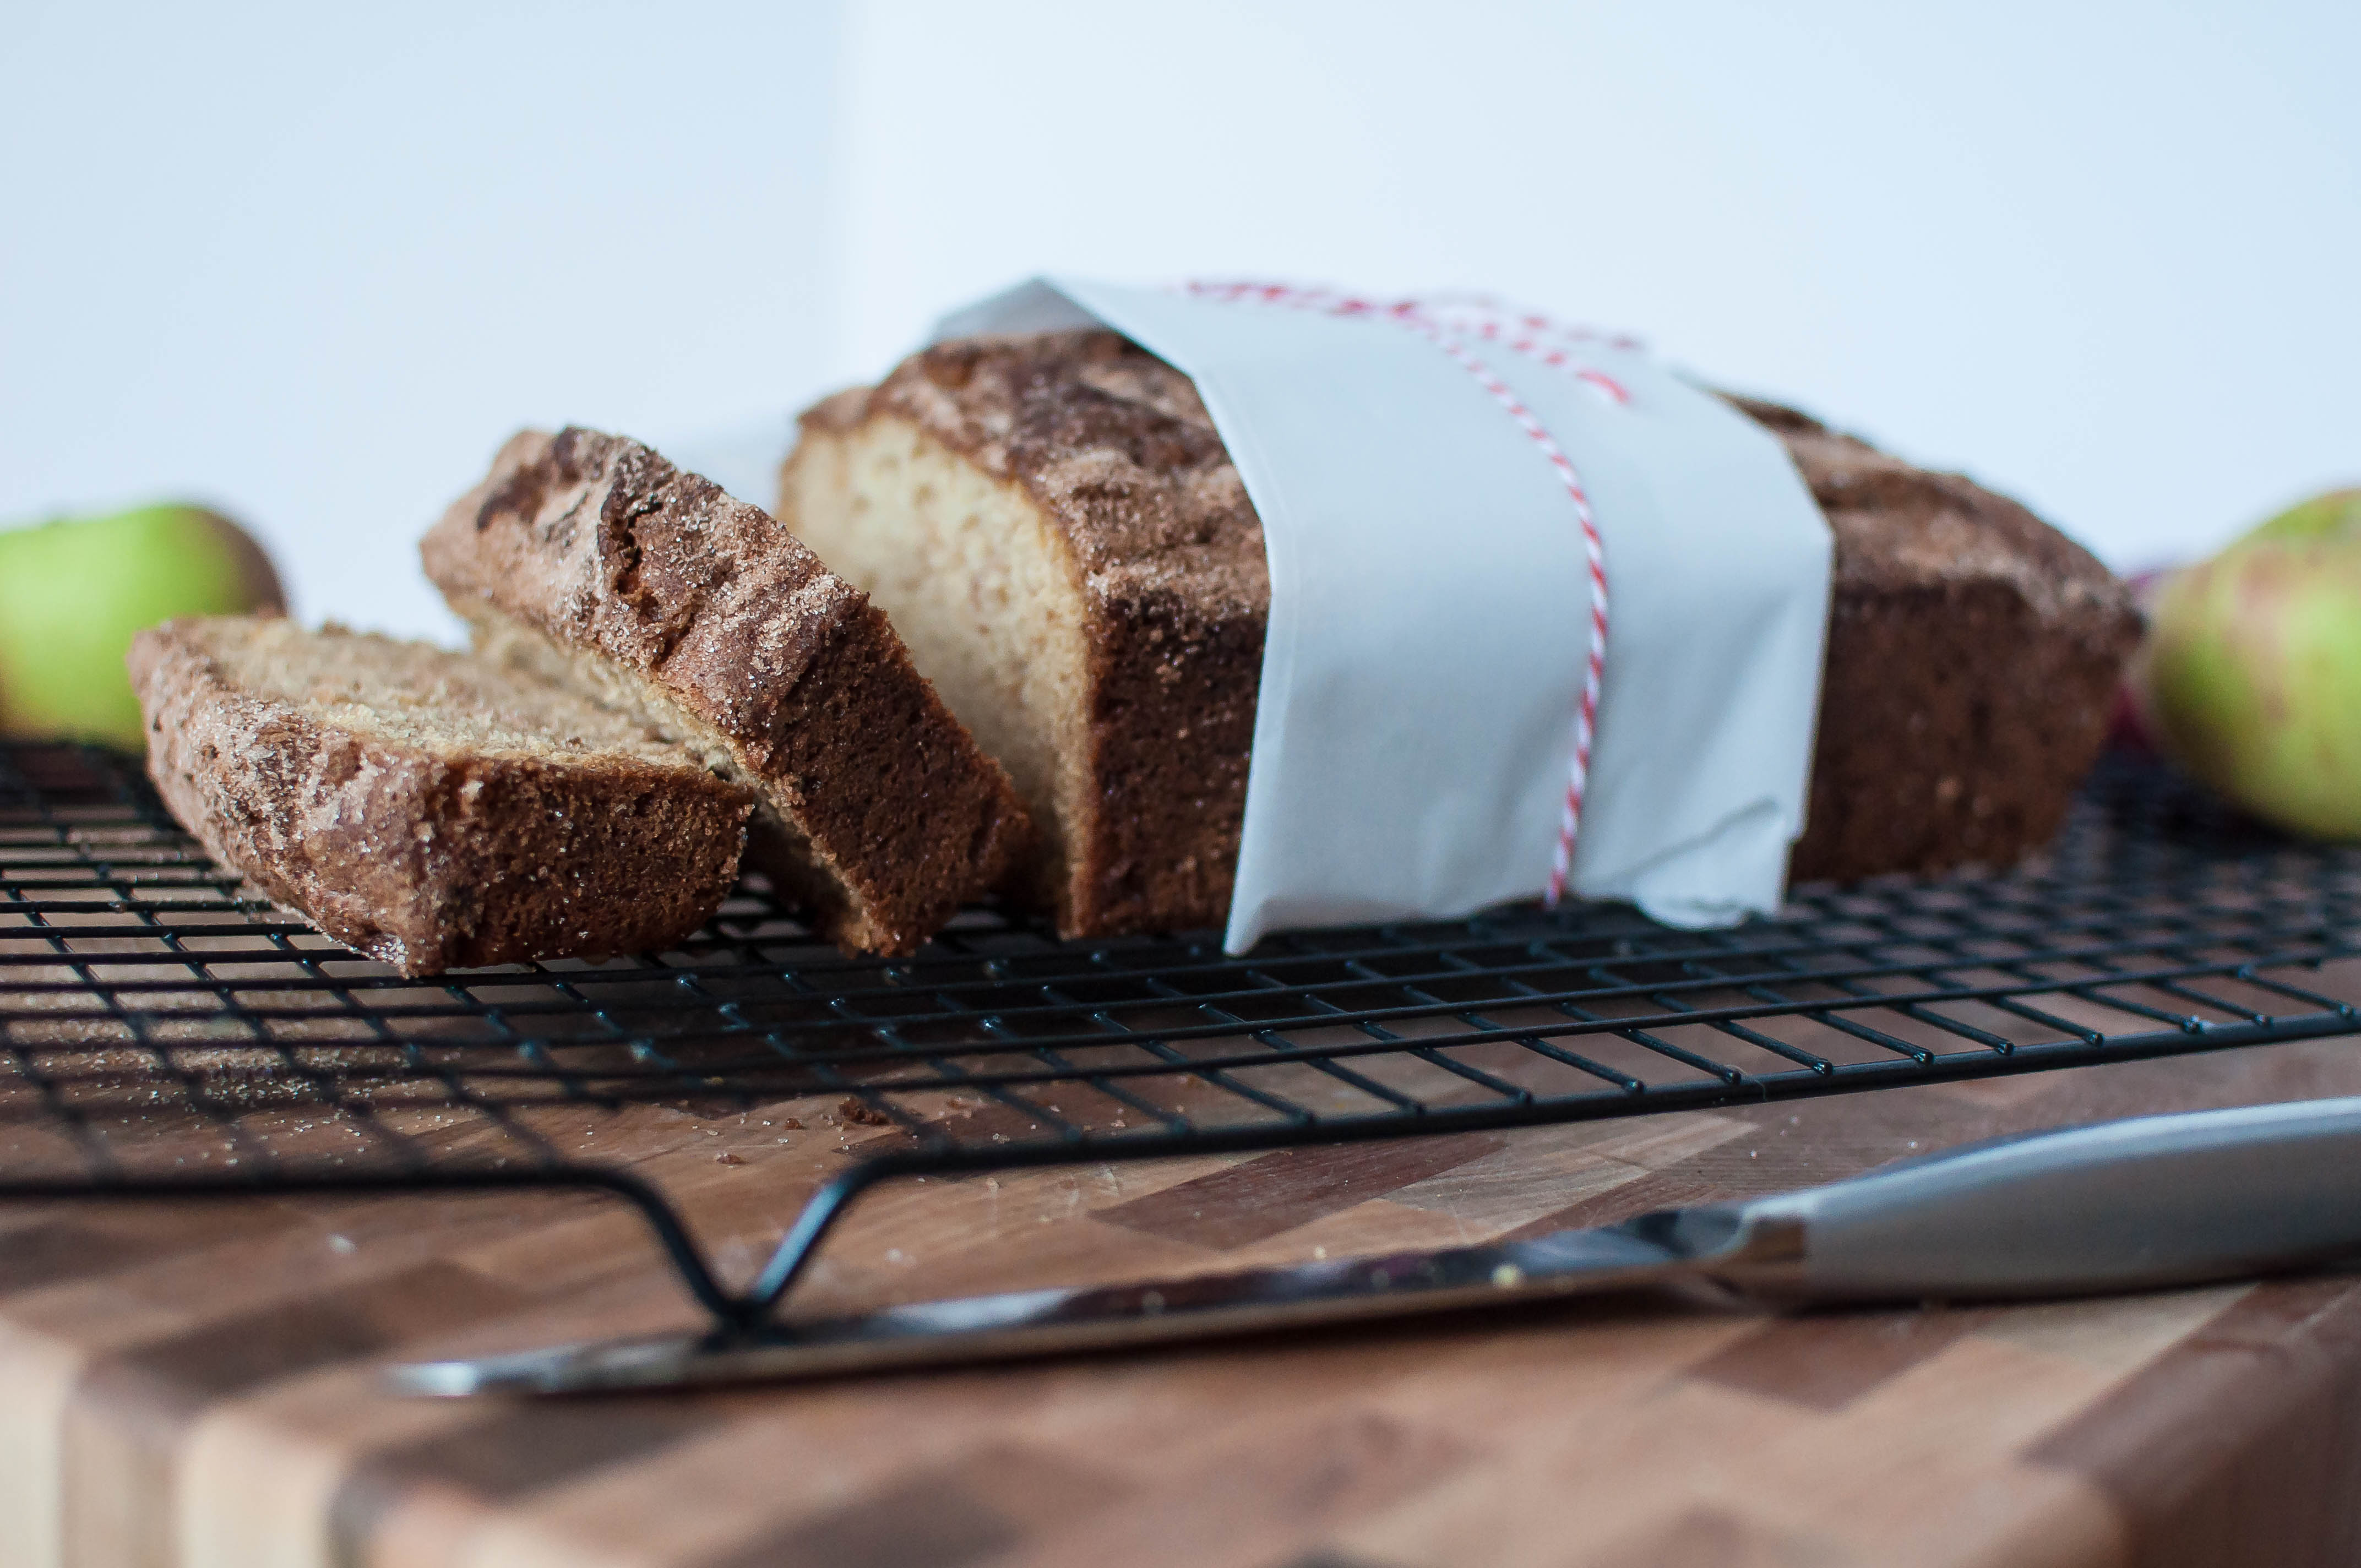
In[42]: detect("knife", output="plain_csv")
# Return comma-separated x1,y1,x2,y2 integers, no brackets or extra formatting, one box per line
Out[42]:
393,1095,2361,1395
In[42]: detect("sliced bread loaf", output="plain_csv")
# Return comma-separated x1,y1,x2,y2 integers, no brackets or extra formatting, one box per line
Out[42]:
128,617,757,976
421,427,1032,955
779,330,2141,939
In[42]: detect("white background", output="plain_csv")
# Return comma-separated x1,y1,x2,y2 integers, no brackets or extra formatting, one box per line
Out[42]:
2,1,841,640
6,0,2356,639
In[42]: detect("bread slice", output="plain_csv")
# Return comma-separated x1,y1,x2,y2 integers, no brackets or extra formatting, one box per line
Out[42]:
128,617,756,976
781,337,1259,939
421,427,1032,955
779,330,2142,938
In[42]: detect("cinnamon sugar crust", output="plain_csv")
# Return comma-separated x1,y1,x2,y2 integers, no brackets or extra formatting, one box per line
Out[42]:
423,427,1031,954
128,617,754,976
801,333,1270,625
1722,396,2143,880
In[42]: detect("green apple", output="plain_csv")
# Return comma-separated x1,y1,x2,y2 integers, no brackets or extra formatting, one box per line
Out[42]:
2136,488,2361,839
0,504,285,749
2245,486,2361,545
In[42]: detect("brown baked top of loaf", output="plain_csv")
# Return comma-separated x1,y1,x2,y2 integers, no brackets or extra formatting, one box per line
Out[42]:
427,428,867,741
808,329,2132,645
1720,395,2141,879
127,617,755,976
804,331,1270,626
1723,394,2134,641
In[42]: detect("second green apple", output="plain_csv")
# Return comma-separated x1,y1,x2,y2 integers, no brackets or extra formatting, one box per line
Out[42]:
2137,488,2361,839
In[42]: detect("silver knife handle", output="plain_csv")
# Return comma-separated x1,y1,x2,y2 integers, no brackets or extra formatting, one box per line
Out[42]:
1715,1095,2361,1302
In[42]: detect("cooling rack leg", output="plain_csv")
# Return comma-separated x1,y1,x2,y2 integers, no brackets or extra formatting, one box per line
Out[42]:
733,1145,1241,1331
737,1163,896,1329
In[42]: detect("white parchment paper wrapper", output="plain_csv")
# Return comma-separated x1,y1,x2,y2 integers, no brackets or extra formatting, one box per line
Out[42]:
937,279,1833,954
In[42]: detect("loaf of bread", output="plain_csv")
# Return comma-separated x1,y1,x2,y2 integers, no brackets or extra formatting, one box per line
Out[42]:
423,427,1032,955
1724,396,2144,882
780,330,2142,938
128,617,756,975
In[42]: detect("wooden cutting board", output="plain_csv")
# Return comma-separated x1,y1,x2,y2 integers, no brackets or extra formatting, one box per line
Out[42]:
7,1023,2361,1568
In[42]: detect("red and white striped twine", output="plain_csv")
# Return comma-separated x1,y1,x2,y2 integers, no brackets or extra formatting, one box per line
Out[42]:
1183,280,1618,905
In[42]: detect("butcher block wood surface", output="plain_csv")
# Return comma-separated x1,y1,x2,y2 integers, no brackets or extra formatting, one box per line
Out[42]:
8,1033,2361,1568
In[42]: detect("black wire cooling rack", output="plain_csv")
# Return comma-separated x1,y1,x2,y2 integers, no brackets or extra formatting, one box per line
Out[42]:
4,740,2359,1332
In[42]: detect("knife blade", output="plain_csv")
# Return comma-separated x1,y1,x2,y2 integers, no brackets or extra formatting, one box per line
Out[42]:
392,1094,2361,1395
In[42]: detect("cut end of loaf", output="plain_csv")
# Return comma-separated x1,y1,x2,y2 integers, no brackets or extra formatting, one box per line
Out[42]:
779,413,1098,927
158,615,688,766
780,341,1266,942
454,600,888,951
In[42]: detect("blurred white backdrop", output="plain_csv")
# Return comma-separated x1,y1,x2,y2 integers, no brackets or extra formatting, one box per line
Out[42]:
5,1,2355,638
1,0,842,640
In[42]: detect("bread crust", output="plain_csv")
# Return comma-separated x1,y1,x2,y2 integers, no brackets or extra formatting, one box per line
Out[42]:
1726,397,2145,880
422,427,1031,954
795,335,1264,936
794,331,2143,933
127,619,755,976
